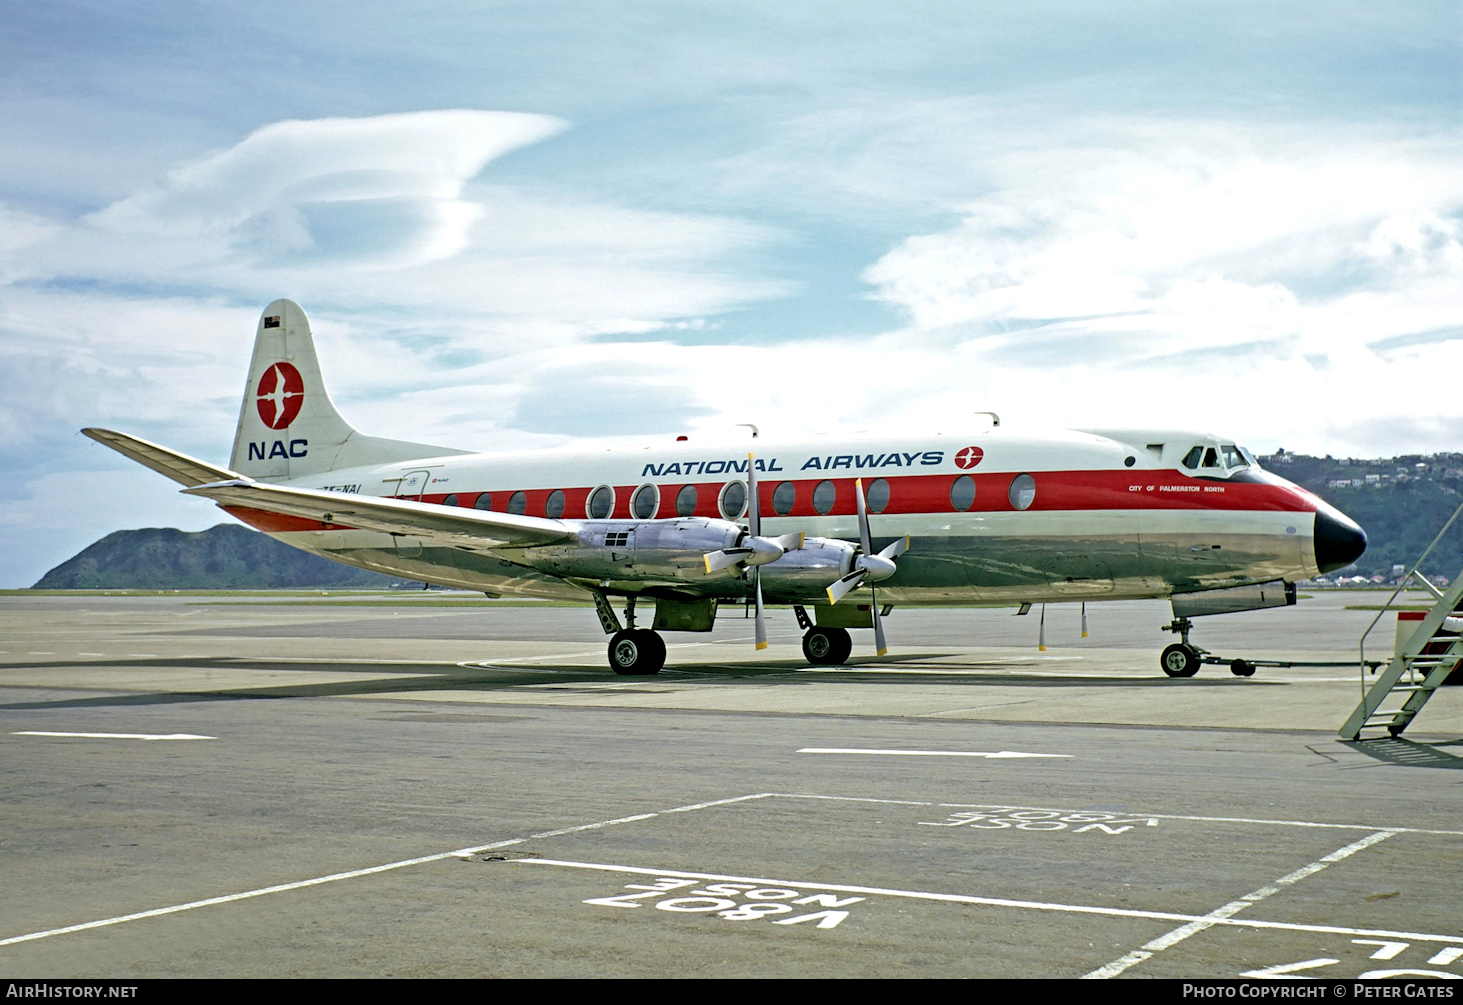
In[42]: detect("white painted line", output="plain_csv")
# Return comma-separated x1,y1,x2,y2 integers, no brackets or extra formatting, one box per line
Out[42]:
1082,830,1397,979
13,731,216,741
76,653,107,657
519,855,1463,946
797,748,1071,759
0,792,772,949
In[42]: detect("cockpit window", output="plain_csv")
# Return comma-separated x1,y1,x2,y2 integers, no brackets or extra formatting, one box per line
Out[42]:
1182,446,1204,469
1220,444,1248,469
1202,447,1219,468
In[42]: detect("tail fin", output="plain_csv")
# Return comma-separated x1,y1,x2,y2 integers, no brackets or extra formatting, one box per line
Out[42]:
230,299,464,480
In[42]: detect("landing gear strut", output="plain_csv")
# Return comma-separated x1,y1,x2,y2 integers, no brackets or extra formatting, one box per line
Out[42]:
802,626,852,666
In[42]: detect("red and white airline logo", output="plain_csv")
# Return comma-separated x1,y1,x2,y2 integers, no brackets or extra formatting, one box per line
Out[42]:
955,445,984,469
256,362,305,430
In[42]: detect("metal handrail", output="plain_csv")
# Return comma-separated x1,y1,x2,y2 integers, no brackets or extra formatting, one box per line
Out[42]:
1357,498,1463,696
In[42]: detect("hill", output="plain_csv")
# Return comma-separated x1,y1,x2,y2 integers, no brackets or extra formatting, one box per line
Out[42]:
1266,451,1463,579
33,524,398,589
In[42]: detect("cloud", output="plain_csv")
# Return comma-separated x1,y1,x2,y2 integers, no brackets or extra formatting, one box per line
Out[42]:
859,118,1463,360
88,110,566,269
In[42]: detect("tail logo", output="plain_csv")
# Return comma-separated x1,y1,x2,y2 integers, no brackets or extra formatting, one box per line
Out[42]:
256,362,305,430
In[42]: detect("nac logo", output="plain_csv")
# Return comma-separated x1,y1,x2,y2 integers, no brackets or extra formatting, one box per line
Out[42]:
955,445,984,469
256,362,304,430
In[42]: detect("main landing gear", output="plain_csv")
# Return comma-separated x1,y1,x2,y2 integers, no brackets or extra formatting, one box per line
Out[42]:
802,626,852,666
609,628,666,676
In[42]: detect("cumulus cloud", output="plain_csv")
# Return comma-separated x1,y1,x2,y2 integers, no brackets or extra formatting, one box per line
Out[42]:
860,119,1463,362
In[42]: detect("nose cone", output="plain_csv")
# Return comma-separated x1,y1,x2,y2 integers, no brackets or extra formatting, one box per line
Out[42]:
1314,502,1367,573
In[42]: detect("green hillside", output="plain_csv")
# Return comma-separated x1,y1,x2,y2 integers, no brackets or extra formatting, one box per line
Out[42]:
34,524,397,589
1267,452,1463,579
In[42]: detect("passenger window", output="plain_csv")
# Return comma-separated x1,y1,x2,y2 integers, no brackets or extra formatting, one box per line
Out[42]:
866,478,890,514
719,481,747,519
772,481,795,516
587,486,613,519
545,490,565,519
443,494,458,508
508,491,526,516
675,484,697,517
812,480,836,515
950,474,976,512
1009,473,1036,510
473,492,492,511
632,484,659,519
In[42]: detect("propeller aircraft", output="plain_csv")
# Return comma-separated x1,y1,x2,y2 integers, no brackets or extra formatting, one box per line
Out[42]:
84,300,1368,677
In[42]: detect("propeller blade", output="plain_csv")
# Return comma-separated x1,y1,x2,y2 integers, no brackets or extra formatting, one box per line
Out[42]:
704,548,752,573
871,585,888,656
746,452,760,539
854,478,873,556
774,531,805,551
826,569,867,605
754,569,767,650
878,535,910,560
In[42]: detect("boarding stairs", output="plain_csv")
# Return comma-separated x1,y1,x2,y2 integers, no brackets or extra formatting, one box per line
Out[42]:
1340,501,1463,740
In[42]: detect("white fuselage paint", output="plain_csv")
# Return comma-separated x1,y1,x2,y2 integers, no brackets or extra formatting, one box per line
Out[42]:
229,427,1330,605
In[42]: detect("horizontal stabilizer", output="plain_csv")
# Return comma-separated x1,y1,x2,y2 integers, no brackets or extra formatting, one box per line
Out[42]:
182,479,577,550
83,428,238,488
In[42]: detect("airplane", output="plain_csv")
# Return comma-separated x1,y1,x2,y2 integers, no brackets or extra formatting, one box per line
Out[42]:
83,299,1368,678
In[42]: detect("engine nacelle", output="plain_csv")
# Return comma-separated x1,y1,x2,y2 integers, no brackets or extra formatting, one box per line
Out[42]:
758,536,858,603
519,517,745,582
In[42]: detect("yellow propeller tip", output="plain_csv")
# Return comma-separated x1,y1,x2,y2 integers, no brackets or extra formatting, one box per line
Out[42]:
876,647,888,657
755,641,768,651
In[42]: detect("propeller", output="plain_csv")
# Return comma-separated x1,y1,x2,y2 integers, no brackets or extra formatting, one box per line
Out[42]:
701,454,802,651
824,477,909,657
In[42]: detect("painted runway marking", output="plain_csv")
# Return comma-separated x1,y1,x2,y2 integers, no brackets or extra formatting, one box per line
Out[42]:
919,809,1158,835
518,854,1463,946
12,731,217,741
797,747,1071,759
0,793,773,949
773,794,1463,838
1239,940,1463,980
1082,830,1397,979
583,875,864,930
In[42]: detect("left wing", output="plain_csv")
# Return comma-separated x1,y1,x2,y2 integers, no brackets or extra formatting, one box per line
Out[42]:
183,479,577,550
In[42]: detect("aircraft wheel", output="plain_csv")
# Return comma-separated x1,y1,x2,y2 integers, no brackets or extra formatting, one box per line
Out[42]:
1160,643,1201,678
609,629,666,676
1229,658,1255,677
803,626,852,666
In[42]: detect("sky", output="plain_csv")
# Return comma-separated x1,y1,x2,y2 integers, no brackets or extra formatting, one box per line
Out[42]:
1,1,1461,586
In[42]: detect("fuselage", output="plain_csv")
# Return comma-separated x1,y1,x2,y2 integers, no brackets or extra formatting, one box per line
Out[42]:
223,425,1366,605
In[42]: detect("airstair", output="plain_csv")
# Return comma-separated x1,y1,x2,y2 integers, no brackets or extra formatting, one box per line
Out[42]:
1340,501,1463,740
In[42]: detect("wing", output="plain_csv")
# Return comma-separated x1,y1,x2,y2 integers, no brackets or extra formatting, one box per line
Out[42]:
182,479,577,550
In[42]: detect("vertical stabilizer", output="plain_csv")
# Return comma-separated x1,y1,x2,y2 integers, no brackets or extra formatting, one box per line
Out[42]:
230,300,463,481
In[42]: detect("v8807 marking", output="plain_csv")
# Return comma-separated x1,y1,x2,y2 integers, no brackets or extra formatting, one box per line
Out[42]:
918,809,1160,835
584,876,864,930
